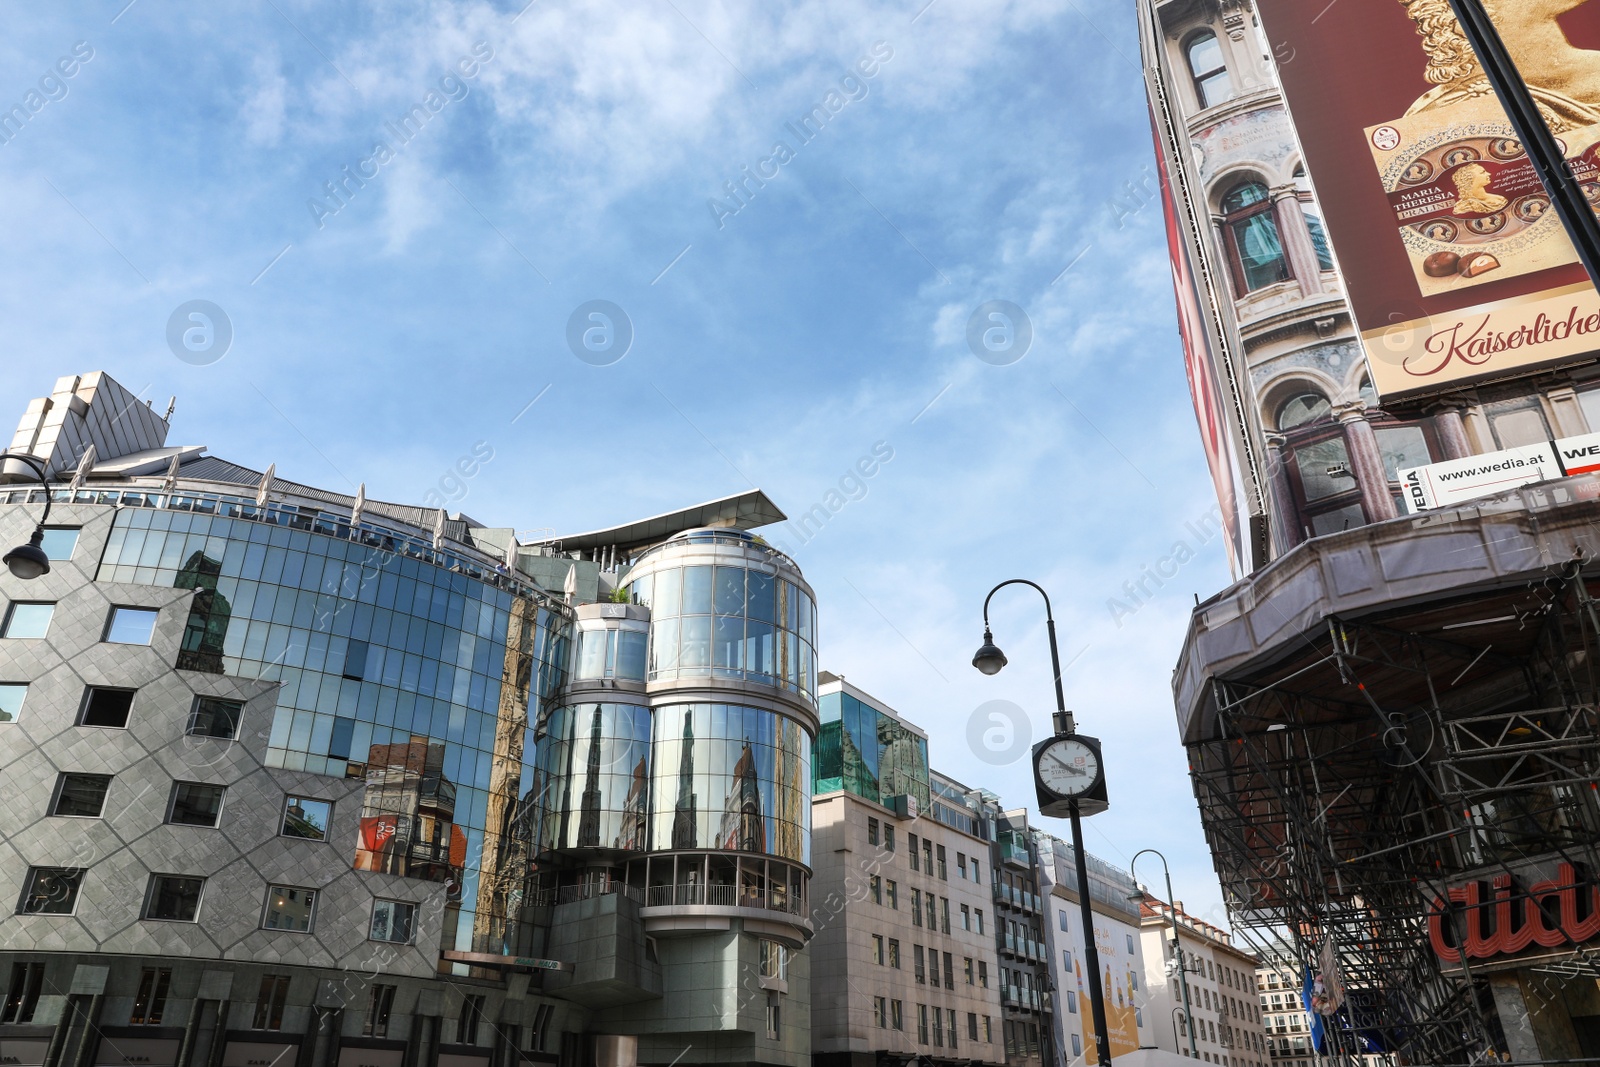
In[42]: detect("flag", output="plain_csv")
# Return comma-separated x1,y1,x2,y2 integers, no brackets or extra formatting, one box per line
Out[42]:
68,445,95,492
350,483,366,532
1302,966,1326,1053
256,463,275,508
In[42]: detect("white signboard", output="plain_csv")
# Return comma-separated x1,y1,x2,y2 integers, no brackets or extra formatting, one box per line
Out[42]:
1400,433,1600,513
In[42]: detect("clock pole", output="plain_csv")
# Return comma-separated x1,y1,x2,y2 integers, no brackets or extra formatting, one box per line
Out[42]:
973,578,1114,1063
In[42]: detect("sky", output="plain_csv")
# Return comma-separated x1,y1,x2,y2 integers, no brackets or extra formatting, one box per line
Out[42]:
0,1,1237,925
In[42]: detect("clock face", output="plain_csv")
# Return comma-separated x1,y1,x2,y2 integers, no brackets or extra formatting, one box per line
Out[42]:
1037,738,1099,797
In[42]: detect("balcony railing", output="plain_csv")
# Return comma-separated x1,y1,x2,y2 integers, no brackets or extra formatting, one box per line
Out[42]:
643,883,807,915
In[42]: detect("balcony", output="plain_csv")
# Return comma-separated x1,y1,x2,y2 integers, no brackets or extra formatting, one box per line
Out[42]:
639,880,812,944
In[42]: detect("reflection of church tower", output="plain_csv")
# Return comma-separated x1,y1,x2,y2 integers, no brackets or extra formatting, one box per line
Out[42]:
718,741,765,852
576,704,604,848
175,551,231,673
616,754,648,850
671,709,698,849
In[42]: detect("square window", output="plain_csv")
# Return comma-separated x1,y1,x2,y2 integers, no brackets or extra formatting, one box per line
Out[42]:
51,774,112,817
281,796,332,840
38,528,80,561
168,782,225,827
188,696,242,739
2,603,55,639
145,875,205,921
370,899,416,943
262,885,317,932
0,683,26,723
105,606,159,644
79,687,135,728
17,867,84,914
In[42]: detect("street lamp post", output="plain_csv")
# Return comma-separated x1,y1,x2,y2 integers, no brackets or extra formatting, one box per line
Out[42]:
0,453,55,580
1132,850,1199,1058
973,578,1112,1066
1170,1006,1190,1056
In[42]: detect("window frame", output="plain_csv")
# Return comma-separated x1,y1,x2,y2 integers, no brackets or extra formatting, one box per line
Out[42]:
261,884,318,933
1221,181,1291,295
280,795,333,841
78,686,136,729
103,605,160,645
50,773,113,819
1,602,56,640
369,898,417,944
167,781,227,828
187,695,243,739
143,874,206,922
17,866,85,915
1185,30,1233,110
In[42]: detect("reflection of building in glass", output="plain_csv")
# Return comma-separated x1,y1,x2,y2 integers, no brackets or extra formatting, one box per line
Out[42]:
353,738,464,889
670,707,698,848
175,549,230,673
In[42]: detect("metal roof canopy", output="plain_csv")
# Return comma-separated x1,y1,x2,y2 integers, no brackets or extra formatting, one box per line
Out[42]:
543,488,786,554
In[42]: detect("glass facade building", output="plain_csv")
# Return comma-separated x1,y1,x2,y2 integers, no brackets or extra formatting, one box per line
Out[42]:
814,688,930,811
95,504,567,959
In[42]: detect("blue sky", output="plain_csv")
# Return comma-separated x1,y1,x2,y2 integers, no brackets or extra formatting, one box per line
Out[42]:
0,1,1236,922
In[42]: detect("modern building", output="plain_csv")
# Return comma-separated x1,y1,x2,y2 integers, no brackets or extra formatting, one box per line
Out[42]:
1034,835,1154,1065
969,803,1053,1067
1135,899,1266,1067
1141,0,1600,1060
0,371,815,1067
808,677,1003,1067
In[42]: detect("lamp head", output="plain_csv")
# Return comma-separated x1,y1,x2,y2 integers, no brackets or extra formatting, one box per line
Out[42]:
4,528,50,580
971,628,1007,675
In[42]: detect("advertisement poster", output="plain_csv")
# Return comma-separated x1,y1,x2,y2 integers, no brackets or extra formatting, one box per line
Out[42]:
1082,917,1144,1064
1253,0,1600,399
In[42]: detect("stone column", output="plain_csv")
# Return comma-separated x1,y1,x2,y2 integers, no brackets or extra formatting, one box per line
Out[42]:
1335,403,1397,522
1425,400,1473,460
1263,433,1303,555
1270,184,1323,295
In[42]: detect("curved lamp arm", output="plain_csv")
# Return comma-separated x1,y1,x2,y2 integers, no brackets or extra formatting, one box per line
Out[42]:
0,452,53,527
980,578,1068,730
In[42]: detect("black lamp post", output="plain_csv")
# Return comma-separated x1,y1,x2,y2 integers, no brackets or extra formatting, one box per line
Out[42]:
0,453,54,580
1131,850,1199,1058
973,578,1112,1065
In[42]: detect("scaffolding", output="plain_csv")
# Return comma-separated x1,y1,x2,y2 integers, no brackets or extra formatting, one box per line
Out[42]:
1187,561,1600,1064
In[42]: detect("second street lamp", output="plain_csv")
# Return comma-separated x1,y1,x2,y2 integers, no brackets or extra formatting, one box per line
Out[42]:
1131,849,1199,1058
974,577,1113,1065
0,452,55,580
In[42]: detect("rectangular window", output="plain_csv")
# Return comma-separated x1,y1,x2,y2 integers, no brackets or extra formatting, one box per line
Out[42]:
1067,991,1078,1014
363,984,396,1038
1131,969,1139,991
1060,910,1070,931
964,957,973,985
18,867,84,914
948,1010,959,1050
870,875,882,905
957,852,966,878
942,952,954,988
917,1004,929,1044
1063,949,1073,971
51,773,111,817
937,844,947,879
971,858,980,883
281,795,332,840
922,840,933,873
129,968,171,1025
0,682,25,723
873,934,885,964
262,885,316,932
883,825,895,852
940,897,950,933
984,1016,992,1043
370,898,416,943
39,528,80,560
911,888,922,927
975,908,984,934
78,687,134,728
978,961,989,989
1,602,54,639
251,975,290,1030
104,606,159,644
908,834,919,870
891,999,904,1031
1127,933,1136,953
961,903,970,930
1072,1034,1082,1057
765,996,780,1039
914,945,925,983
343,639,369,680
968,1012,979,1041
145,875,204,921
188,696,243,739
874,996,887,1028
886,880,897,909
1,963,45,1024
888,939,900,968
933,1005,943,1047
867,817,879,846
927,945,939,988
168,782,225,827
760,940,788,979
925,894,936,929
458,994,485,1045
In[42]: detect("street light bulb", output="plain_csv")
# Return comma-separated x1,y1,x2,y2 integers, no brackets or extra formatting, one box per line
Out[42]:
972,629,1007,675
3,529,50,580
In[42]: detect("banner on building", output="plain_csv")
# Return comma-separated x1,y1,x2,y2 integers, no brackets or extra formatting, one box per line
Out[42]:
1253,0,1600,400
1398,430,1600,511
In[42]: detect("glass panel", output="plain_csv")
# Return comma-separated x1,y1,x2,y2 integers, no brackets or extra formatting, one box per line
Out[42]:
653,567,682,617
283,796,332,839
1304,213,1335,270
53,774,111,817
681,566,712,615
1375,425,1431,482
2,603,54,639
38,528,80,560
616,629,647,680
262,886,316,932
680,616,711,670
1294,437,1353,502
747,572,775,623
1198,69,1233,109
577,629,607,678
1310,503,1366,537
713,566,745,615
1231,212,1289,291
106,607,159,644
1489,406,1550,448
0,683,26,723
1278,394,1330,430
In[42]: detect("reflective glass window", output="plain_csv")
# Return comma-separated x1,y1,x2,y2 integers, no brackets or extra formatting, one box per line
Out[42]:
2,603,54,639
52,774,112,817
19,868,84,915
0,683,26,723
39,528,80,560
105,606,159,644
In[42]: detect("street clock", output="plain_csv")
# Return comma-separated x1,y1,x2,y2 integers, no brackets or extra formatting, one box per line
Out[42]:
1031,733,1109,818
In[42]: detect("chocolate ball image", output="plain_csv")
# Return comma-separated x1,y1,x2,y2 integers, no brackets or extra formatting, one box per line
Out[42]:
1424,251,1461,277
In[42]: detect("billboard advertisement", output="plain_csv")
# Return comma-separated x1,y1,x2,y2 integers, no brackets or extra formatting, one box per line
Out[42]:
1398,429,1600,510
1253,0,1600,399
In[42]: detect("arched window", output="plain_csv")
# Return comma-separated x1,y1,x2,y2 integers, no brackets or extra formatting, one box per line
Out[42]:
1187,32,1233,109
1293,166,1335,271
1276,392,1331,431
1222,182,1290,292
